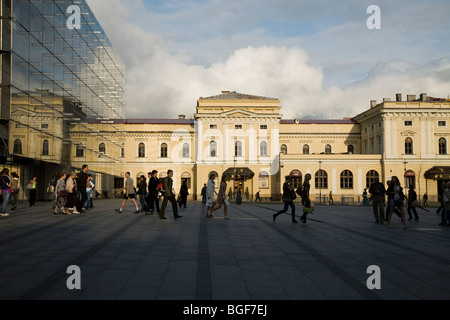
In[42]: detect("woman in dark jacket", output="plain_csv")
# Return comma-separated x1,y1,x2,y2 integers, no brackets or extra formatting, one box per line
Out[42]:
273,176,297,223
407,184,419,221
178,181,189,208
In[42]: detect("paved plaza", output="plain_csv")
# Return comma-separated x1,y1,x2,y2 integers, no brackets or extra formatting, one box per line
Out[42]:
0,199,449,300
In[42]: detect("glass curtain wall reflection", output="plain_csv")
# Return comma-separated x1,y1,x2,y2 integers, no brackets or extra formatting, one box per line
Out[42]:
1,0,126,200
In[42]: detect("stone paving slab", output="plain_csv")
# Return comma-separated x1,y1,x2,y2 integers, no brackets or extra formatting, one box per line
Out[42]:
0,199,449,301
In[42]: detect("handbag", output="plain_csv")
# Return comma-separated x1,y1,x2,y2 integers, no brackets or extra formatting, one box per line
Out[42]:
1,176,13,194
59,190,68,197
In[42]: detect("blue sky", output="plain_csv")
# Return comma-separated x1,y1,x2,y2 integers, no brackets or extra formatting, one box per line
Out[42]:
86,0,450,119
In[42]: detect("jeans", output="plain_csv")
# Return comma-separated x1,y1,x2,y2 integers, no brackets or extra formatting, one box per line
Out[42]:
2,190,11,213
274,200,296,221
139,194,147,212
77,189,88,212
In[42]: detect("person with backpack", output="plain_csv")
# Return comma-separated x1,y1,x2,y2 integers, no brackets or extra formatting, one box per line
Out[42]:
146,170,160,215
386,176,410,229
273,176,297,223
299,173,313,224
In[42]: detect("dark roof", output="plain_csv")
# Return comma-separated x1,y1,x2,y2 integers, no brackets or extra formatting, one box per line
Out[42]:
281,119,358,125
199,91,278,101
86,119,194,125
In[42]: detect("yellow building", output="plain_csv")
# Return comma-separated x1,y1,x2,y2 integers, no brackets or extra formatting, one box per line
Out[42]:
7,91,450,205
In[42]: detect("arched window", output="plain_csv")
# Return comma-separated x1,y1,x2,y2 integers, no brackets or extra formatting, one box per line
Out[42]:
325,144,332,154
280,144,287,155
347,145,354,154
42,140,49,156
405,170,415,189
303,144,310,155
290,170,302,189
235,141,242,157
160,143,168,158
439,138,447,155
259,171,269,189
99,143,106,154
76,146,84,158
260,141,268,157
210,141,217,157
138,143,145,158
182,143,190,158
208,171,219,189
315,170,328,189
340,170,353,189
181,172,191,189
366,170,379,188
405,137,413,155
13,139,22,154
159,171,168,179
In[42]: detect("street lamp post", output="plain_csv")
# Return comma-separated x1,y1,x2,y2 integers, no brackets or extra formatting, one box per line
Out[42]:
319,159,323,205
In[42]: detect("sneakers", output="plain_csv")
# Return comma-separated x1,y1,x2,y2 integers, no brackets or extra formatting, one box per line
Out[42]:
0,213,9,217
115,208,123,213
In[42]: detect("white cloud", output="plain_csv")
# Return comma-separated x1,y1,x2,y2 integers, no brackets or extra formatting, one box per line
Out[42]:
86,0,450,120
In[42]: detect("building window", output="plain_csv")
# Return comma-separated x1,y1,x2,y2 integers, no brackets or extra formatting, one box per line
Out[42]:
114,177,124,189
13,139,22,154
181,172,191,189
315,170,328,189
280,144,287,155
405,137,413,155
303,144,310,155
439,138,447,155
138,143,145,158
208,171,219,189
366,170,379,188
260,141,268,157
76,146,85,158
99,143,106,154
42,140,49,156
210,141,217,157
121,147,125,158
347,145,354,154
260,125,267,130
405,170,415,189
404,121,413,126
182,143,190,158
290,170,302,190
41,124,49,129
210,124,217,130
259,171,269,189
438,121,447,127
235,125,243,130
340,170,353,189
160,143,168,158
235,141,242,157
325,144,332,154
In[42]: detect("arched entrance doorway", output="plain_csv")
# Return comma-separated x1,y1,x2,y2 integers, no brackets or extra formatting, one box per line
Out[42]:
290,170,302,190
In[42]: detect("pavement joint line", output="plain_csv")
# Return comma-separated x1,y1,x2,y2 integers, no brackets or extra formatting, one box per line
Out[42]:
239,204,382,300
254,203,450,265
196,205,212,300
18,213,146,300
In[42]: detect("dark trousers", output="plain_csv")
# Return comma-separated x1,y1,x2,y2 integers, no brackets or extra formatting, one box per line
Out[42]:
274,200,296,221
178,195,187,208
29,189,37,206
160,195,178,218
147,192,160,213
77,189,88,212
407,205,419,220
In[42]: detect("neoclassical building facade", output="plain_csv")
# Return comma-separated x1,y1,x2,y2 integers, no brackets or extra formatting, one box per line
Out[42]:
11,90,444,205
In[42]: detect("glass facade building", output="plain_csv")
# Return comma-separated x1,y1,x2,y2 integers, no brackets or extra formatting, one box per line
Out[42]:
0,0,125,200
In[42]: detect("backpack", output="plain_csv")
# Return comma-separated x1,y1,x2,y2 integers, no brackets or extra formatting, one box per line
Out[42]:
157,181,165,194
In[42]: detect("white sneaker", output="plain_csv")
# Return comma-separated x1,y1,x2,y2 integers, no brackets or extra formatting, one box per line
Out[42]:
1,213,9,216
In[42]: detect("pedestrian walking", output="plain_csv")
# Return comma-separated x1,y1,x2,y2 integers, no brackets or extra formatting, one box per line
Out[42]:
137,175,148,213
440,182,450,226
178,180,189,208
159,170,182,220
385,180,402,221
205,173,217,218
76,165,89,213
369,176,386,224
48,175,56,209
300,173,313,224
65,172,80,214
54,172,67,215
422,193,428,206
27,176,37,207
210,174,230,218
407,184,419,221
85,174,94,209
147,170,160,214
201,183,207,205
255,191,262,202
235,186,242,205
362,188,369,207
273,176,297,223
0,168,12,216
115,172,140,214
10,172,20,211
386,176,410,229
329,191,334,205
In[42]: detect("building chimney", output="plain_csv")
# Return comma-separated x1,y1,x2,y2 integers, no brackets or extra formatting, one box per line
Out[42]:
420,93,428,101
383,98,391,102
178,114,186,119
370,100,377,108
396,93,402,102
407,94,416,102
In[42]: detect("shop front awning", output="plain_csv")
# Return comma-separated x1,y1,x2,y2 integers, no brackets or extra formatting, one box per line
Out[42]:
425,167,450,180
223,167,255,179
